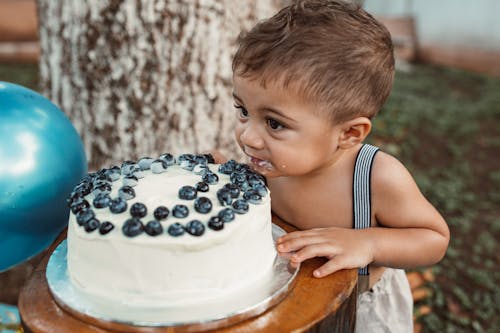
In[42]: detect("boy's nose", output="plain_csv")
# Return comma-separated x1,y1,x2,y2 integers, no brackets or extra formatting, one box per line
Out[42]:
239,123,265,150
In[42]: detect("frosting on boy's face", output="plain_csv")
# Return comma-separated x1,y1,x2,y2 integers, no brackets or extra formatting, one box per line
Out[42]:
232,74,344,178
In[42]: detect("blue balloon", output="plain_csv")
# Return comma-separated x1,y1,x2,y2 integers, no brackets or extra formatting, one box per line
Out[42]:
0,81,87,272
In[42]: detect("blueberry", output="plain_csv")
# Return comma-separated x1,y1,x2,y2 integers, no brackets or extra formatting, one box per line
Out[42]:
118,186,135,200
70,198,90,214
93,193,112,208
243,190,262,204
185,220,205,236
230,172,247,185
195,181,209,192
76,208,95,226
138,157,154,170
121,161,138,176
238,181,251,191
73,182,92,196
172,204,189,218
153,206,169,220
203,153,216,164
252,184,268,197
92,173,109,183
96,168,113,182
178,154,195,170
223,183,240,198
202,172,219,185
179,185,197,200
218,208,235,222
194,197,212,214
193,154,208,165
105,166,121,181
130,202,147,218
167,222,185,237
216,188,233,206
159,153,176,166
99,221,114,235
145,220,163,236
123,175,138,187
84,218,100,232
232,199,249,214
122,218,144,237
109,197,128,213
132,168,146,179
235,163,250,173
193,164,209,175
79,173,96,184
66,191,83,208
208,216,224,231
93,172,111,184
178,153,195,163
151,159,168,174
218,159,237,174
121,160,135,168
247,173,266,186
179,159,195,171
92,181,112,195
122,164,140,177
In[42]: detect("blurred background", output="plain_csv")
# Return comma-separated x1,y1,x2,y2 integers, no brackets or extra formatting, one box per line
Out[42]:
0,1,498,332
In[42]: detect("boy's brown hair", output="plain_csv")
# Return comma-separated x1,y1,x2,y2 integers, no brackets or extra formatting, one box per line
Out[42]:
232,0,395,123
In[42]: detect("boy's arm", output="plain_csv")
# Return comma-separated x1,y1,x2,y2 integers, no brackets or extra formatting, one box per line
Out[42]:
367,152,450,267
277,152,450,277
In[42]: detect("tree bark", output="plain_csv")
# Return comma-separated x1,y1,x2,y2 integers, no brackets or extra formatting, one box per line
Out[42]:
37,0,279,170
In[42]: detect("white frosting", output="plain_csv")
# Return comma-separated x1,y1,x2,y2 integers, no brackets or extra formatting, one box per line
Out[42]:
67,162,276,308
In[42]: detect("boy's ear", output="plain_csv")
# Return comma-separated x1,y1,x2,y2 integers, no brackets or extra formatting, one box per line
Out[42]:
338,117,372,149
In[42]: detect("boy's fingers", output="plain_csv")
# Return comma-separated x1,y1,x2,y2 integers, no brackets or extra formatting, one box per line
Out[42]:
291,243,336,264
277,228,326,244
276,235,324,253
313,258,345,278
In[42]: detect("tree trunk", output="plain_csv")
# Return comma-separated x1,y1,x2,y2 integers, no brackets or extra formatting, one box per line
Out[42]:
37,0,279,170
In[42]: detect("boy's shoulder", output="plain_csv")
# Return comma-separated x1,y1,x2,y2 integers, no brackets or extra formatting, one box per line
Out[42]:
367,148,446,231
370,150,418,196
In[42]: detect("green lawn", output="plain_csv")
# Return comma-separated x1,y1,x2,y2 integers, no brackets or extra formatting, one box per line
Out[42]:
0,63,38,90
1,62,499,332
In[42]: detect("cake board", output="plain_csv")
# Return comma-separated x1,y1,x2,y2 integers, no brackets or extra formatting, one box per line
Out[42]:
19,215,358,333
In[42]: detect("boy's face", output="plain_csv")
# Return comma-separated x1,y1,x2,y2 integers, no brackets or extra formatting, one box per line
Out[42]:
232,74,344,178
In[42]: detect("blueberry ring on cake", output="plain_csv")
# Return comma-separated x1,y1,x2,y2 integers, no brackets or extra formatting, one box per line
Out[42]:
66,153,276,307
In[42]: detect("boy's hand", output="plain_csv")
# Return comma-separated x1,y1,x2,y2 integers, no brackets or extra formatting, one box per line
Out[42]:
276,227,375,278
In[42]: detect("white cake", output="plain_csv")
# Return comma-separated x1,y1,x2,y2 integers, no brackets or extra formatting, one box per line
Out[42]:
66,154,276,309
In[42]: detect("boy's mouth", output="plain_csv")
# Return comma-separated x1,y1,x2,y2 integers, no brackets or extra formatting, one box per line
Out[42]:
249,156,274,171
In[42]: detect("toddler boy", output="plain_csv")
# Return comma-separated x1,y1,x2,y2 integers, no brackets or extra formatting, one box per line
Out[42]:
226,1,449,331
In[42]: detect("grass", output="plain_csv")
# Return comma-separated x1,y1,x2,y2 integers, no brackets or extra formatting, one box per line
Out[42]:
0,63,38,90
1,62,499,332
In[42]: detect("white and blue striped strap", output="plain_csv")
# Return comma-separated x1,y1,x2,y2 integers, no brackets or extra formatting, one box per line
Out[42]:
353,144,379,276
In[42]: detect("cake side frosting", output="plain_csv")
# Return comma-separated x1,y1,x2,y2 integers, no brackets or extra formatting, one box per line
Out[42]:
66,154,276,307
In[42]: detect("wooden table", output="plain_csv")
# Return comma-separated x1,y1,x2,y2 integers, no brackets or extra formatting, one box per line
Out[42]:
18,215,357,333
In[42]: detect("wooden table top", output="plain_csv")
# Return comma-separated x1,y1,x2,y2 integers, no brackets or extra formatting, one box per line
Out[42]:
18,215,357,333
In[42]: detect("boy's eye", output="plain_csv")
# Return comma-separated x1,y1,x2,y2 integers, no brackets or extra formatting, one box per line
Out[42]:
267,118,283,130
234,105,248,118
